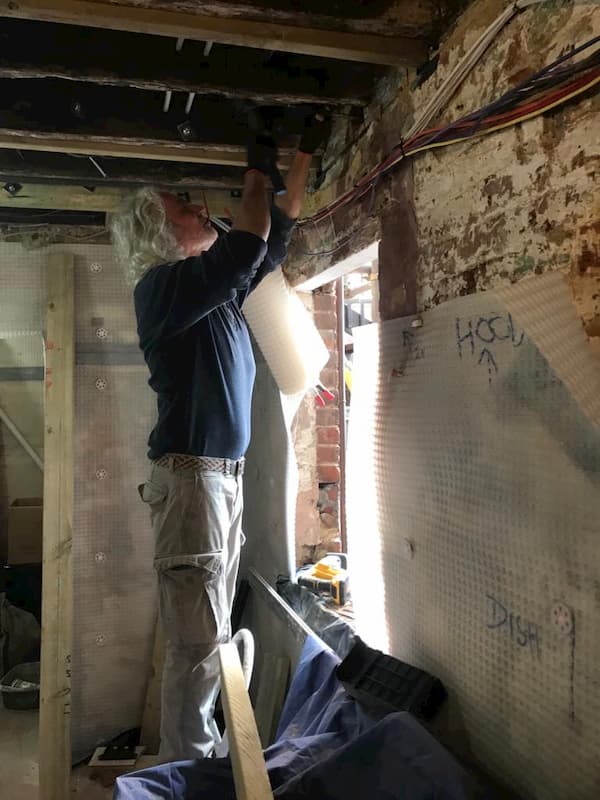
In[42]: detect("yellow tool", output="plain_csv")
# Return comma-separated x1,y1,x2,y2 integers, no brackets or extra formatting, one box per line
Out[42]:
297,553,349,606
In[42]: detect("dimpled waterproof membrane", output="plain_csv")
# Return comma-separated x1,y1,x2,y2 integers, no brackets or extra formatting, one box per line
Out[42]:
347,272,600,800
0,242,298,761
0,243,157,760
71,245,156,760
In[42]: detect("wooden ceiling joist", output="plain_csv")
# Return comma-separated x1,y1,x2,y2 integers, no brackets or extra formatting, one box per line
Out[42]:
0,151,247,189
0,183,242,213
0,129,301,169
0,0,428,66
0,61,365,107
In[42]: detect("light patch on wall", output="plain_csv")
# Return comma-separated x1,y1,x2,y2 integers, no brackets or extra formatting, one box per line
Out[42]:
345,321,389,653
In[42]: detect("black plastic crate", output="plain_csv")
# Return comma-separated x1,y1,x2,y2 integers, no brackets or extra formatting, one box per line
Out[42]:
336,637,446,720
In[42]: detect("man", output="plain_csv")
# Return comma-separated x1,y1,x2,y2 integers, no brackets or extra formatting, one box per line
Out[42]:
110,125,323,762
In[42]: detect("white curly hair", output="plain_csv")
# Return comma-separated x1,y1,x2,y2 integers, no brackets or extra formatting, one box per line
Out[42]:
108,187,183,286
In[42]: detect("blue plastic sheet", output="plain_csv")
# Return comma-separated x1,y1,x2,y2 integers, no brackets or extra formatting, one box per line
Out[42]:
114,635,481,799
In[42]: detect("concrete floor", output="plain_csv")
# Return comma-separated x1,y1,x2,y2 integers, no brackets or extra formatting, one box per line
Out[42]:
0,704,38,800
0,703,117,800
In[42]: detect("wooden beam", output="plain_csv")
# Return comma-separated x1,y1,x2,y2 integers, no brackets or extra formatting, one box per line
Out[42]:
0,0,427,66
0,60,365,108
0,152,246,189
0,129,299,169
0,182,242,212
219,642,274,800
0,19,380,108
39,251,74,800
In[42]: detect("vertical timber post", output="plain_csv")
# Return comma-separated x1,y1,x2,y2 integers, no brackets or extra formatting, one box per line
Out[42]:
39,252,74,800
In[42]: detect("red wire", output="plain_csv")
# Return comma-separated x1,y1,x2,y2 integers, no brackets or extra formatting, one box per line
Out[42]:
306,67,600,225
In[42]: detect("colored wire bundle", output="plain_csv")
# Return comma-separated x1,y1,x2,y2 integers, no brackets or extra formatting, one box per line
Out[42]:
301,36,600,228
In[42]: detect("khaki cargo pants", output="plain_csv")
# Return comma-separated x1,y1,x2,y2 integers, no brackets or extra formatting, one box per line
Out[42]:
139,458,244,761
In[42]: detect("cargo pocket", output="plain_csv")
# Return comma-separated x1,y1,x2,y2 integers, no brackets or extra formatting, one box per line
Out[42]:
155,554,229,648
138,480,168,525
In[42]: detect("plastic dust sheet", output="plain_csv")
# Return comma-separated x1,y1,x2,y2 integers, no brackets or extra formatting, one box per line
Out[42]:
347,271,600,800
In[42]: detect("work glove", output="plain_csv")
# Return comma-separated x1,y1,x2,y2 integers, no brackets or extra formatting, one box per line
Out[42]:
299,113,331,155
246,134,286,195
247,134,277,175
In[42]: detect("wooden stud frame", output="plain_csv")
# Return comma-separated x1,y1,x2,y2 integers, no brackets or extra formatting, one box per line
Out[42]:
39,252,74,800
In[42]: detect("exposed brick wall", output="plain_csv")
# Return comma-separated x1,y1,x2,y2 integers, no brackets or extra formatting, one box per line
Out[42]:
314,282,342,555
291,291,321,567
290,281,343,565
292,390,321,567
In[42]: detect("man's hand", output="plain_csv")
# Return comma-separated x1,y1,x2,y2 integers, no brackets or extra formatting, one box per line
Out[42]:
272,114,330,219
247,134,277,175
233,171,271,242
247,135,286,195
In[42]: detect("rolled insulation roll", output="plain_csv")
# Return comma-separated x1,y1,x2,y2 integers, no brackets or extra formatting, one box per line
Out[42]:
243,270,329,395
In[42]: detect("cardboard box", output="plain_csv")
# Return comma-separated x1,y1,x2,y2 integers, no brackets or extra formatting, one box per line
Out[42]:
7,498,43,565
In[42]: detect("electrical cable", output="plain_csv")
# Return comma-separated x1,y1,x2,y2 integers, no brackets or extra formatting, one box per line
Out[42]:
297,230,359,257
300,37,600,230
403,0,549,144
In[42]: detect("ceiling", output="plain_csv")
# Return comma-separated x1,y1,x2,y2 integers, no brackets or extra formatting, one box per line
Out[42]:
0,0,459,218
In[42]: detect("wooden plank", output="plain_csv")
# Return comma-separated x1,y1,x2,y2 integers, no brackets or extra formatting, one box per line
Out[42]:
0,152,247,189
140,622,165,755
0,129,297,168
0,60,365,107
219,642,274,800
39,251,74,800
0,183,124,212
0,18,378,107
0,183,242,213
0,0,427,66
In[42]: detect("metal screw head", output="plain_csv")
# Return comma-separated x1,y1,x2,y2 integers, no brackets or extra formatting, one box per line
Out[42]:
94,551,106,563
95,327,108,340
177,120,196,140
551,603,573,635
95,378,107,391
3,182,22,196
95,634,106,647
90,262,102,274
95,468,108,480
72,101,85,119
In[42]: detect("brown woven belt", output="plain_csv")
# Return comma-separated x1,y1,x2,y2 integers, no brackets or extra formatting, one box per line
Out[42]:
153,453,245,477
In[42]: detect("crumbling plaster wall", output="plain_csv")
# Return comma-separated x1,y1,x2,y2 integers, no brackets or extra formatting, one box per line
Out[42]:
287,0,599,340
412,0,599,330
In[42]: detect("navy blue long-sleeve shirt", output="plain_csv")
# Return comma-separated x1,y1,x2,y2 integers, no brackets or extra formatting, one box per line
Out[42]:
134,205,295,460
